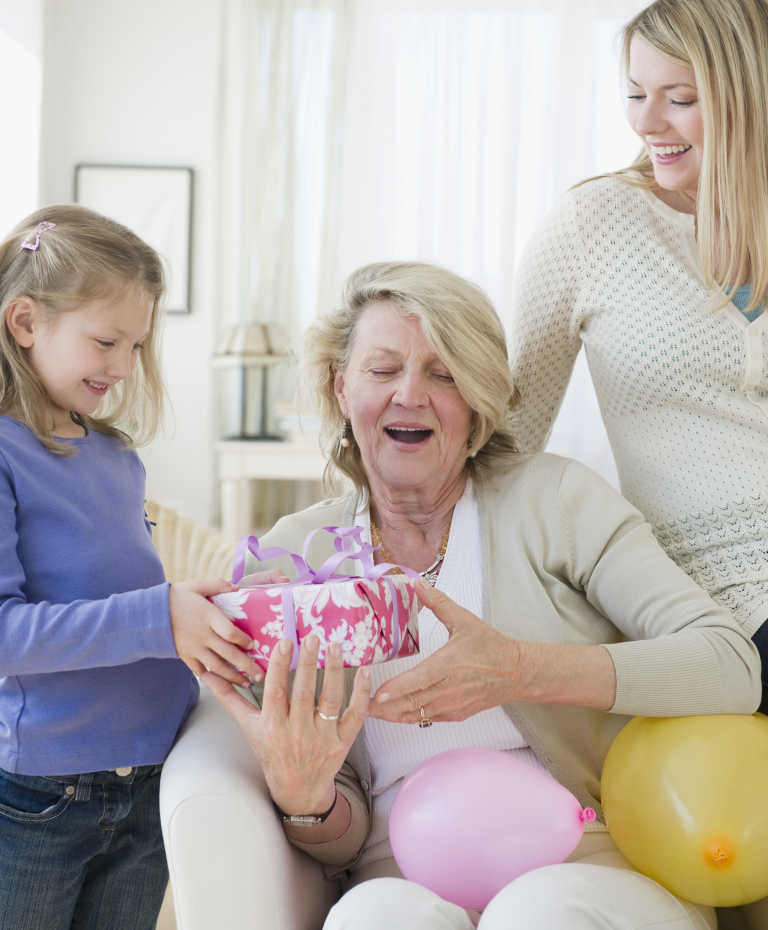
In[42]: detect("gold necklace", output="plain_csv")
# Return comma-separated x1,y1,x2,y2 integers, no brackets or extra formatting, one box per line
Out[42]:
370,519,450,587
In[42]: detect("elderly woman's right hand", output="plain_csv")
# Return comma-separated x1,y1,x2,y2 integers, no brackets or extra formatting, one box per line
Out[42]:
201,634,371,818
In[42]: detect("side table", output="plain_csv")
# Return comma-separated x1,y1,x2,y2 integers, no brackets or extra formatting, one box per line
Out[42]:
216,438,327,540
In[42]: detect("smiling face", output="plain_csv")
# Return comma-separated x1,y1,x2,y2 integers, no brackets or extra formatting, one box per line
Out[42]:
333,301,474,501
626,35,704,208
18,291,153,435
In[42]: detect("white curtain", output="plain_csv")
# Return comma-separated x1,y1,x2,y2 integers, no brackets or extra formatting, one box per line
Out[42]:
217,0,648,484
217,0,350,335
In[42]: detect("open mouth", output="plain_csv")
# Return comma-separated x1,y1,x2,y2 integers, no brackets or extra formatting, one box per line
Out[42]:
385,426,433,445
650,143,692,164
650,143,691,156
84,380,110,396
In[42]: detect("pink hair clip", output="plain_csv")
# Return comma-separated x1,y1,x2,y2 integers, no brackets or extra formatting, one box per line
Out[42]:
21,221,56,252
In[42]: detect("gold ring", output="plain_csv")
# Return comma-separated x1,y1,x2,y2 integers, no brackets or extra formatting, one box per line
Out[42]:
418,705,433,728
316,708,340,721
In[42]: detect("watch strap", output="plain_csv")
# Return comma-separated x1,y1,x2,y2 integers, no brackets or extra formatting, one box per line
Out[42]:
275,788,338,826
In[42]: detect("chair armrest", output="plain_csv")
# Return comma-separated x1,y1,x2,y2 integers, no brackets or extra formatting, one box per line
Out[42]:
160,688,340,930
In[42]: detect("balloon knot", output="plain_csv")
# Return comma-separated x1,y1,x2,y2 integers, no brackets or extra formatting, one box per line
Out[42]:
709,845,732,867
581,808,596,822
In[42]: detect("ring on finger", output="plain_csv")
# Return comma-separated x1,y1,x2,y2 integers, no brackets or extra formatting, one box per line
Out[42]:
417,705,433,728
315,706,340,721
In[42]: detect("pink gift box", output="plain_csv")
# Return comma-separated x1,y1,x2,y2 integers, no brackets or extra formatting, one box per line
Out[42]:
211,575,419,670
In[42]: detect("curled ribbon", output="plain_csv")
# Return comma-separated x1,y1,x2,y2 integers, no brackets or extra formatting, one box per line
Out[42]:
233,526,420,670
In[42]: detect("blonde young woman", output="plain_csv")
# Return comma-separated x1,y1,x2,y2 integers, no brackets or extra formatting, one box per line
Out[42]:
508,0,768,704
204,261,760,930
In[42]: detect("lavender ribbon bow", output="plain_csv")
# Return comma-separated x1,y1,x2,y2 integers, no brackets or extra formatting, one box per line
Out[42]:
233,525,419,670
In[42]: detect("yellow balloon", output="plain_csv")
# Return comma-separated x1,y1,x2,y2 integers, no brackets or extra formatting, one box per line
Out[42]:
601,713,768,907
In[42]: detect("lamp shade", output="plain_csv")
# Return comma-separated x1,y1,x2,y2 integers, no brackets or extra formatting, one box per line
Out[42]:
213,323,289,365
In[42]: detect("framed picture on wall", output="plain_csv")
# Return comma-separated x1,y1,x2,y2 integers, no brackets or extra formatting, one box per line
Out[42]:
74,164,194,314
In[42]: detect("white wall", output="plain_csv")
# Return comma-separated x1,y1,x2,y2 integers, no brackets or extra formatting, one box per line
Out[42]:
0,0,42,56
0,0,42,239
39,0,222,526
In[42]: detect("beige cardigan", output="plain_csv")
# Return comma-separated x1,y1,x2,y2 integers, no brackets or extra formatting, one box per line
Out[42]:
246,453,761,877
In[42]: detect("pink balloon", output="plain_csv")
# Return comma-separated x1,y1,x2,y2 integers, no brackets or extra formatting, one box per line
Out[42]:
389,748,594,910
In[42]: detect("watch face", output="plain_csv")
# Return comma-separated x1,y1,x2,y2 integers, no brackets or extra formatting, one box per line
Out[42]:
278,789,337,825
285,814,321,826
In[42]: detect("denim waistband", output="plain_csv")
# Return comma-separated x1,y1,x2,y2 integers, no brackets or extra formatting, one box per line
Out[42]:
39,764,163,786
0,763,163,804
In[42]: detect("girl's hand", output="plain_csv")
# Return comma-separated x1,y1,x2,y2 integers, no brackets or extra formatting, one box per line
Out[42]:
168,571,287,686
202,633,370,820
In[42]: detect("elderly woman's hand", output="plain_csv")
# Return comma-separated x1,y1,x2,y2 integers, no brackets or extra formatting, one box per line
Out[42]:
202,633,371,823
368,578,617,724
368,579,522,724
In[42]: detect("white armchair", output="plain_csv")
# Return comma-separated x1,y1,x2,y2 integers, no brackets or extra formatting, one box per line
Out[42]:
160,690,768,930
151,502,768,930
160,687,341,930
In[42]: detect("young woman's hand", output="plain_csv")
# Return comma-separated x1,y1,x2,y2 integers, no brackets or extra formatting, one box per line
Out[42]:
202,633,371,843
168,570,288,686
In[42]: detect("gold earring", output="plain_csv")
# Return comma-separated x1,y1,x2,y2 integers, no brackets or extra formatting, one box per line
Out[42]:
340,418,350,448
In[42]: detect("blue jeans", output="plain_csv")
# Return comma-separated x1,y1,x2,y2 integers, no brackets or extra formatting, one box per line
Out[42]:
752,620,768,714
0,764,168,930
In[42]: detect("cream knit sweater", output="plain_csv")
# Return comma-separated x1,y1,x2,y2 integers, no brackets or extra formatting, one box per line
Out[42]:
509,176,768,635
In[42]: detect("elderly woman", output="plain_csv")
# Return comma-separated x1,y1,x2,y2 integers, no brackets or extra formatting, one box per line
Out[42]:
205,261,760,930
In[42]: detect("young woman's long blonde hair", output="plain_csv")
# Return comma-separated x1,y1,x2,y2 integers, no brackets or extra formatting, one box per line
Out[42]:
602,0,768,312
0,204,167,455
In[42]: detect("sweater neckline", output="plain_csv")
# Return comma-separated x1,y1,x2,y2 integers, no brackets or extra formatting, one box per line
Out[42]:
0,414,93,445
640,187,696,230
354,480,476,597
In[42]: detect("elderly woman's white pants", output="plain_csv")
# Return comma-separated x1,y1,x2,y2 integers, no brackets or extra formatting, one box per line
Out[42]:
324,840,718,930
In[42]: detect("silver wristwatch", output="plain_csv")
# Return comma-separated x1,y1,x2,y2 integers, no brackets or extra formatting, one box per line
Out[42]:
275,789,338,826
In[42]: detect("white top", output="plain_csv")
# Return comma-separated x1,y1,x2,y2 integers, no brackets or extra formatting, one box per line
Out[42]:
354,482,548,867
509,176,768,634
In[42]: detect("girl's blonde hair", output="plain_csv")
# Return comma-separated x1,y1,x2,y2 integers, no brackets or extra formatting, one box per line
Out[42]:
593,0,768,312
299,261,520,500
0,204,167,455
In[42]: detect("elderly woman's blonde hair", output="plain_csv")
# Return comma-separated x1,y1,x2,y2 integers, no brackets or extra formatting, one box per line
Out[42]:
0,204,166,456
593,0,768,313
299,261,519,499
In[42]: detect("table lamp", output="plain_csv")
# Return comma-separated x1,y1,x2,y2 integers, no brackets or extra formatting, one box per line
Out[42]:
213,322,289,440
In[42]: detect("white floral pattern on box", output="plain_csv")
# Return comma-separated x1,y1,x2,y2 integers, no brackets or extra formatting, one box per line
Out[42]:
210,575,419,669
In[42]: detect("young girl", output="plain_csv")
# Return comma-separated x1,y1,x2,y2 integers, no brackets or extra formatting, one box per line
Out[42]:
0,205,279,930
